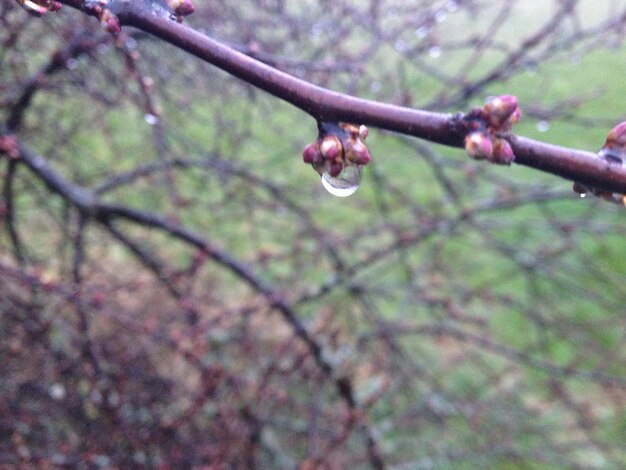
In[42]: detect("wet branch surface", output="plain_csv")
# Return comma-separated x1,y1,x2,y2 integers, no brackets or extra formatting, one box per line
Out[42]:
57,0,626,193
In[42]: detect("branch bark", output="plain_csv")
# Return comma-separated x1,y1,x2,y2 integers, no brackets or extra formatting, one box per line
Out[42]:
45,1,626,194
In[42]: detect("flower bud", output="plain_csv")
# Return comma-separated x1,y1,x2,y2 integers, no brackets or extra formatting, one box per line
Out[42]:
0,135,20,159
484,95,519,128
507,107,522,126
464,132,493,160
345,140,371,165
491,138,515,165
320,135,342,161
302,142,322,164
599,121,626,164
359,125,369,141
328,161,343,177
607,121,626,146
168,0,195,16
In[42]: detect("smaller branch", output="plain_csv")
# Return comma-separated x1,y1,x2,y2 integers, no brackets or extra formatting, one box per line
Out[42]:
2,159,26,263
7,33,105,131
14,136,386,467
71,212,86,282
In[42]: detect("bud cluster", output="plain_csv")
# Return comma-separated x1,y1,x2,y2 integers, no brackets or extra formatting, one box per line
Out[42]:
302,122,372,177
463,95,521,165
573,121,626,205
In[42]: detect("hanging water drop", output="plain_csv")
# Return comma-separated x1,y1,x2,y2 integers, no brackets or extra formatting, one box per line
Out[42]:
144,113,159,125
321,165,362,197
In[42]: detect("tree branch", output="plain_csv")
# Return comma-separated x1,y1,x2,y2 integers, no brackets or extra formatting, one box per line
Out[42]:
51,1,626,195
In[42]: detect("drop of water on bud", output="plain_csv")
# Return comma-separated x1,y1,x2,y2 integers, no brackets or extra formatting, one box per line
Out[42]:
579,192,587,198
321,165,362,197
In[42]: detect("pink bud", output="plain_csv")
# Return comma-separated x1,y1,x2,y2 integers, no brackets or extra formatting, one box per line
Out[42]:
328,161,343,177
100,9,121,34
346,140,371,165
507,107,522,126
484,95,519,128
359,125,369,141
492,138,515,165
599,122,626,164
302,143,322,164
604,121,626,149
168,0,195,16
0,135,20,159
320,135,342,160
464,132,493,160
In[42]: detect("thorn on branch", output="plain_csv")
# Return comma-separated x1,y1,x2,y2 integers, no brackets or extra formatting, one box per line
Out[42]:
573,121,626,205
302,122,371,197
463,95,521,165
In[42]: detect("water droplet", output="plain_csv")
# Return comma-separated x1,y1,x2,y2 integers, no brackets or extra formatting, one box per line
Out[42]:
321,165,362,197
445,1,459,13
428,46,442,58
536,120,550,132
523,61,538,74
434,10,447,23
394,39,407,52
66,58,78,70
415,26,429,39
572,182,588,198
144,113,159,125
49,383,66,400
124,36,138,50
